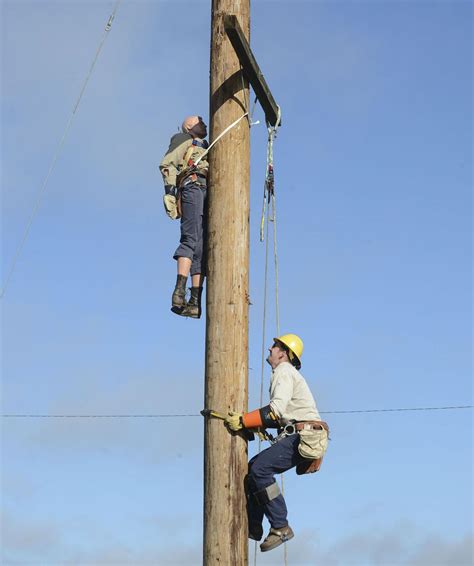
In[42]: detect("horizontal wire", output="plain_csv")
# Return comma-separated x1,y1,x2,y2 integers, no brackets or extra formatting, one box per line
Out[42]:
1,414,200,418
322,405,473,414
1,405,472,418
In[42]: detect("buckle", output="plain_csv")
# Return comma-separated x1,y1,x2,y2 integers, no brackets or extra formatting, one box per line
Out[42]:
182,174,197,186
282,423,296,436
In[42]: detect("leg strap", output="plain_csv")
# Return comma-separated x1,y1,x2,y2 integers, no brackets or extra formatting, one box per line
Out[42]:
253,481,281,506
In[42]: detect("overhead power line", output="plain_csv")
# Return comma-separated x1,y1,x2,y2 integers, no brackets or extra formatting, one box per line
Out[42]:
1,0,121,299
2,405,472,418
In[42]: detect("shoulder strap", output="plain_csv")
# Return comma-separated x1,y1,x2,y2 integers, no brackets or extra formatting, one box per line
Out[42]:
181,142,196,168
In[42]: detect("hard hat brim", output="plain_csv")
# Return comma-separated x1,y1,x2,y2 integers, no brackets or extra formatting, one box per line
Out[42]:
273,337,301,369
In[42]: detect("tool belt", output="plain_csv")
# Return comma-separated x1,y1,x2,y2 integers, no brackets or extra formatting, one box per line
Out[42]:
264,419,329,475
274,420,328,439
178,170,207,189
295,421,329,433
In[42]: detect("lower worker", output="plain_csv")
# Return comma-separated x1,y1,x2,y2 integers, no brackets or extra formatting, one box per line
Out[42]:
225,334,329,552
159,115,209,318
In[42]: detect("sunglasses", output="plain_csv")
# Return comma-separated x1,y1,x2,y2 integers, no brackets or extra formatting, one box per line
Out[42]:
271,342,293,359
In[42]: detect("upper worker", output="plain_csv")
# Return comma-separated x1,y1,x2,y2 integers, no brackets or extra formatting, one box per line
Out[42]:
225,334,329,553
159,115,209,318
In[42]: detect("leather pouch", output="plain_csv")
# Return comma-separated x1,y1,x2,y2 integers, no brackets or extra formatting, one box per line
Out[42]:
296,457,323,475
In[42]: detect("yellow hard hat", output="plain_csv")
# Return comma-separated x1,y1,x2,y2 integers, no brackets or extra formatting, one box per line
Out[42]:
273,334,304,369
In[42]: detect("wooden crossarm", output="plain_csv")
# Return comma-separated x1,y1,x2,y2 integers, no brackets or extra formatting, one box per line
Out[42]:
224,14,281,127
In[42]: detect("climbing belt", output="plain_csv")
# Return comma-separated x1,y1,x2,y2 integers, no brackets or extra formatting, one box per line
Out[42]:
254,109,289,566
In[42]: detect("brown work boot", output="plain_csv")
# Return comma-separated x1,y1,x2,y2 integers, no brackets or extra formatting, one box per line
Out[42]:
181,286,203,319
171,275,187,314
260,525,294,552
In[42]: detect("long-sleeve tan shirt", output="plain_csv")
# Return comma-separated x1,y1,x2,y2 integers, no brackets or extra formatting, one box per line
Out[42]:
269,362,320,422
159,132,209,188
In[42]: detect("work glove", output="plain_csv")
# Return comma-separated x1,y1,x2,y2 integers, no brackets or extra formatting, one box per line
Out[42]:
163,195,179,220
163,185,181,220
225,411,243,432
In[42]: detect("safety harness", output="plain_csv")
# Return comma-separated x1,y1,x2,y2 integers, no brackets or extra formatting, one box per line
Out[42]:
176,138,209,189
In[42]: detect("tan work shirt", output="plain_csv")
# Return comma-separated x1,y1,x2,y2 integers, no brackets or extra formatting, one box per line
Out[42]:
269,362,320,422
159,132,209,187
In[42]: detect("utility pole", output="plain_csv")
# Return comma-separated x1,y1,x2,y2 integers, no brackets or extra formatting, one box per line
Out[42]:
204,1,250,564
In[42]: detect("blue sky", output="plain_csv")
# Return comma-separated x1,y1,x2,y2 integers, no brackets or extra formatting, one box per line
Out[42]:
1,1,472,564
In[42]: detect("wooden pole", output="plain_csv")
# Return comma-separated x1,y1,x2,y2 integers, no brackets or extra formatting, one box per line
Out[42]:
204,1,250,565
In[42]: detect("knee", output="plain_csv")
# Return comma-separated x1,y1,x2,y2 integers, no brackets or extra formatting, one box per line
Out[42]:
179,232,197,251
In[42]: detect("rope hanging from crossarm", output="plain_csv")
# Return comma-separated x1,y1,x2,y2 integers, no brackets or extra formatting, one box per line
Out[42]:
260,106,281,242
254,107,289,566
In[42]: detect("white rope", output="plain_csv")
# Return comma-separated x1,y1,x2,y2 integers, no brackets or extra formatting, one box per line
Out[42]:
267,116,288,566
253,199,271,566
240,66,260,128
255,106,287,566
259,106,281,242
193,112,250,167
1,0,122,300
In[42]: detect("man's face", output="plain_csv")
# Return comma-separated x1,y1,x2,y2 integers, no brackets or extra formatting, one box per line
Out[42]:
190,117,207,139
266,342,286,369
198,116,207,134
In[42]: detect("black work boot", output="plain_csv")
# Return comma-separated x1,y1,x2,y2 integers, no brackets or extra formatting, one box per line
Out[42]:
171,275,187,314
181,286,203,319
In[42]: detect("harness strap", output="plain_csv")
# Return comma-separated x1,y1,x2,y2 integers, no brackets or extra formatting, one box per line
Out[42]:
178,141,208,187
192,139,208,149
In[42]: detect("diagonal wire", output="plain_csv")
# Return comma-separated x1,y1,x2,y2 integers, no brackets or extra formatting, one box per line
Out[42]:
1,0,121,300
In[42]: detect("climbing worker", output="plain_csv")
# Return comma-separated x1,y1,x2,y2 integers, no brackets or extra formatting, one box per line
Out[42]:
159,115,209,318
224,334,329,553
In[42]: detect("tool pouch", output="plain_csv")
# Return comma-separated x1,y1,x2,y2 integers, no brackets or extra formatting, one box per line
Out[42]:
296,422,329,475
163,194,181,220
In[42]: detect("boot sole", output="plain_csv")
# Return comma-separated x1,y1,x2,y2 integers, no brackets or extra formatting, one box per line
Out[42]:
180,309,201,319
260,531,294,552
171,306,185,315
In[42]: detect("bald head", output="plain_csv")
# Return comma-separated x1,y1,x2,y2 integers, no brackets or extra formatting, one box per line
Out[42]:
181,115,207,139
182,116,199,133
